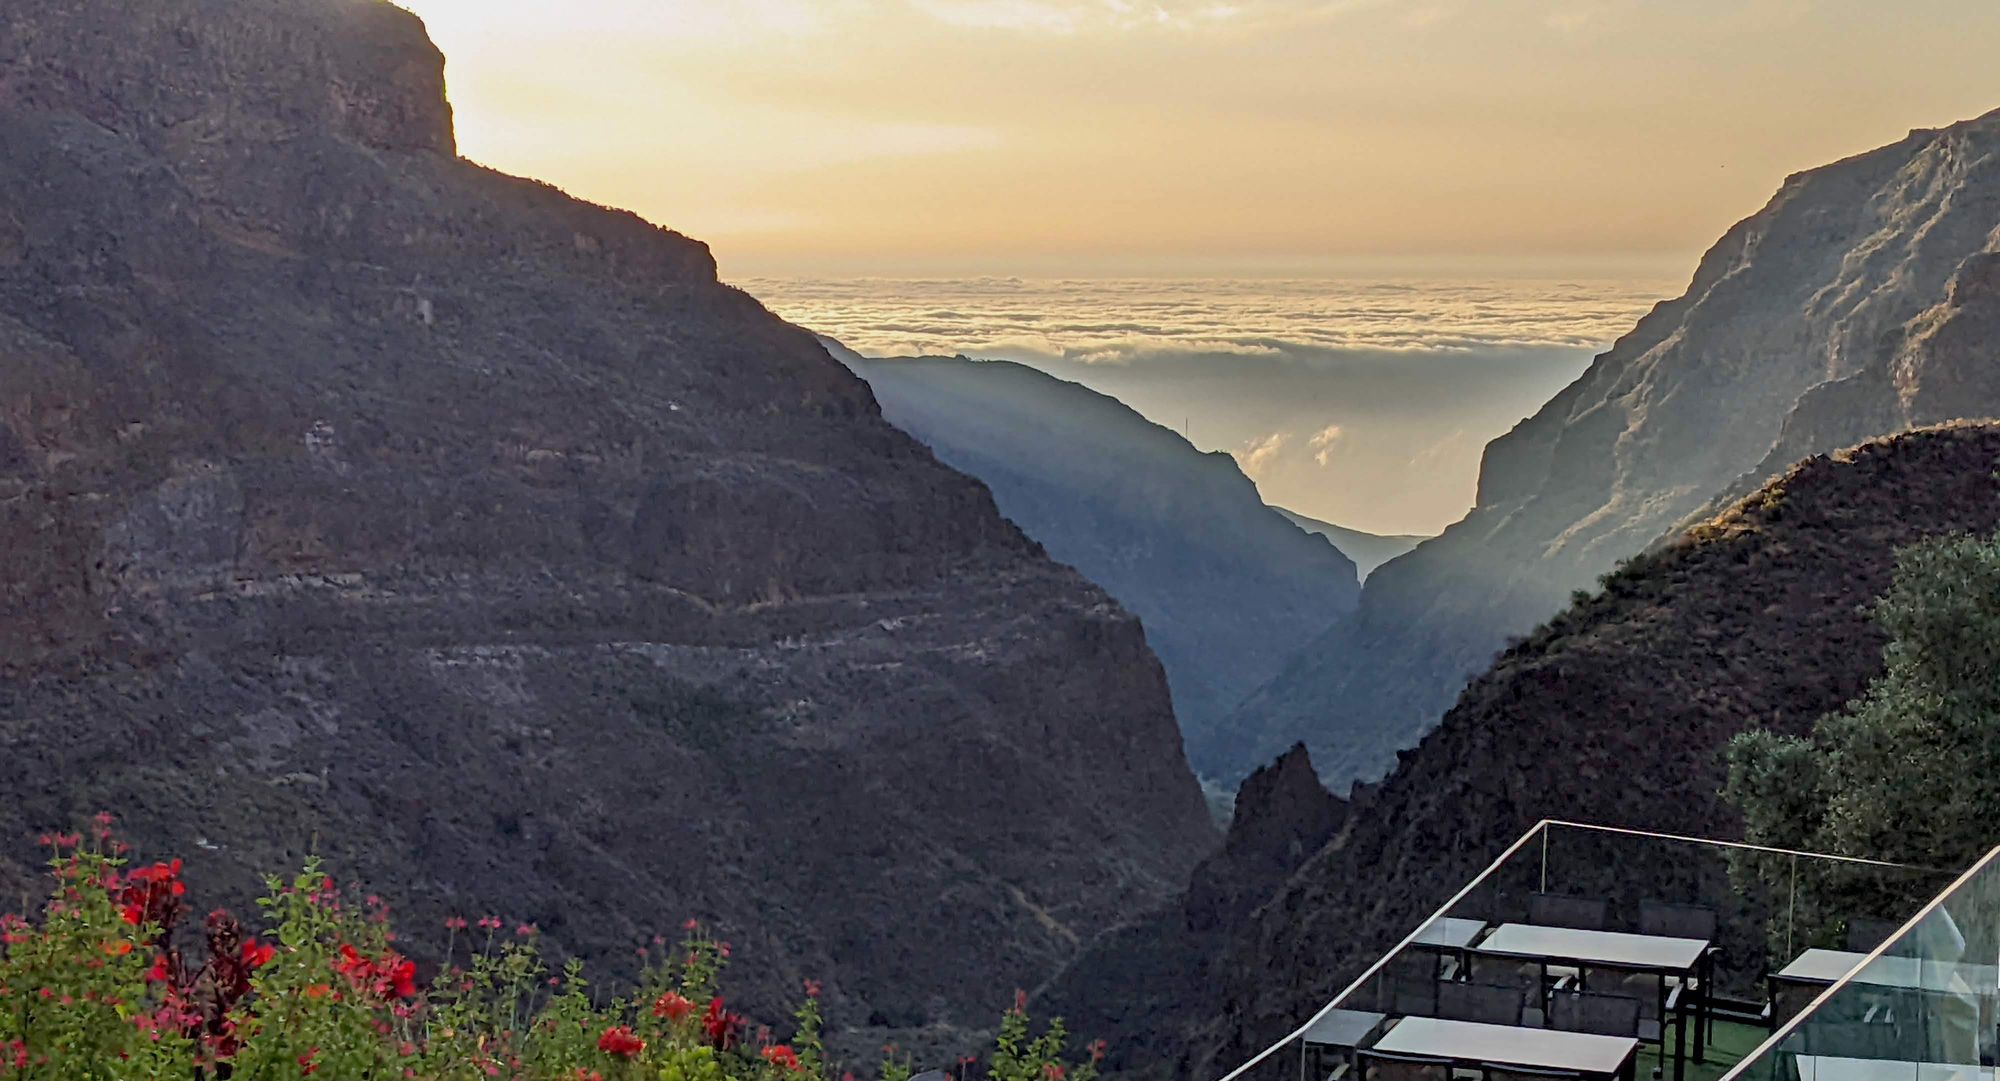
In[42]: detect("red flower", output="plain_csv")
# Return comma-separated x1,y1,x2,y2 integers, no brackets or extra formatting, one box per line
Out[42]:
763,1045,804,1072
597,1025,645,1058
702,997,743,1050
117,861,188,933
652,991,695,1022
333,944,417,999
802,978,821,999
240,940,276,969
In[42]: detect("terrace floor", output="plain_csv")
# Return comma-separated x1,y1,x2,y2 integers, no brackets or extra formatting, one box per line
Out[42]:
1634,1020,1769,1081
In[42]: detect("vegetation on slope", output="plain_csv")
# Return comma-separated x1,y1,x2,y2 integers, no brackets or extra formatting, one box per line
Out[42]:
1727,529,2000,872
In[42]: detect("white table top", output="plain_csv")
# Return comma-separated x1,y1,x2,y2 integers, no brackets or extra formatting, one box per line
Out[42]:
1477,922,1709,972
1413,917,1488,950
1778,949,1999,993
1374,1016,1636,1074
1793,1056,1994,1081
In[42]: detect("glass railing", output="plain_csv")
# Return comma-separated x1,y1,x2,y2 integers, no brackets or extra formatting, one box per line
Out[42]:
1216,820,1956,1081
1723,843,2000,1080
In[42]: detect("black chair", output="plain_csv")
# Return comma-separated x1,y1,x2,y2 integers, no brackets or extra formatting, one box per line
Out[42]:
1357,1050,1450,1081
1638,901,1717,1050
1374,952,1443,1017
1465,954,1551,1027
1845,917,1902,952
1437,981,1525,1027
1548,989,1643,1039
1639,900,1717,941
1529,893,1609,931
1768,977,1824,1029
1797,1017,1908,1059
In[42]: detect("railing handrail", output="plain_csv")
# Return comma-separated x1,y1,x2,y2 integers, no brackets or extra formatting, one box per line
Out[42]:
1536,818,1956,873
1211,818,1958,1081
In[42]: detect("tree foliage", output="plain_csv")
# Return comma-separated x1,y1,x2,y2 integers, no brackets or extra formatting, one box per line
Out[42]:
1724,530,2000,929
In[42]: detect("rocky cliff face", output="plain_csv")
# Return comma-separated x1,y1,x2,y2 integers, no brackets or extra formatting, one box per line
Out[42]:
1165,424,2000,1078
1217,107,2000,790
829,346,1359,777
1035,744,1347,1073
0,0,1214,1052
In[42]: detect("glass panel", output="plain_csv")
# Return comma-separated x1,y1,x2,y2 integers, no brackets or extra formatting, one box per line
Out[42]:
1725,845,2000,1081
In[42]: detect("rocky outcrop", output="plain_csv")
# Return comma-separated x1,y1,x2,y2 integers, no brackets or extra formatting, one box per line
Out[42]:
0,0,1214,1055
1036,745,1348,1073
831,346,1359,776
1157,424,2000,1079
1218,107,2000,790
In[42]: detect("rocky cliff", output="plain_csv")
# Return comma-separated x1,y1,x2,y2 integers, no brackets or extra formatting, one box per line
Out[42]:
1036,744,1348,1072
1217,107,2000,789
0,0,1214,1053
828,345,1360,777
1160,424,2000,1078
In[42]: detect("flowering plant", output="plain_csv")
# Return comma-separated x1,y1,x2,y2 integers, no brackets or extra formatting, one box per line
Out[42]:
0,819,1103,1081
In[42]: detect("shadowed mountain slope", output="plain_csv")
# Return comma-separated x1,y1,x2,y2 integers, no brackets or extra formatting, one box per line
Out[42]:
828,346,1360,776
0,0,1214,1052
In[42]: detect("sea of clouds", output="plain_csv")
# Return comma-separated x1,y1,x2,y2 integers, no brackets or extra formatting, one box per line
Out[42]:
746,276,1677,536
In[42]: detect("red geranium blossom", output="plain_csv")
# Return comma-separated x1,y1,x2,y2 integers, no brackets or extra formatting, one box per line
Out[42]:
702,996,743,1050
652,991,695,1022
333,943,417,999
763,1045,804,1072
596,1025,645,1058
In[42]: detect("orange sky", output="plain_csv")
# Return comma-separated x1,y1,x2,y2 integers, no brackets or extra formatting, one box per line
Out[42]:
396,1,2000,278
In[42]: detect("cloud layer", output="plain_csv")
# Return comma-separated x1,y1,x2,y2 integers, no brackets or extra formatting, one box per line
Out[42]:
754,275,1674,534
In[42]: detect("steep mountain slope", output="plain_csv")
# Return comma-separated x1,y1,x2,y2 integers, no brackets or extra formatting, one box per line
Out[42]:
0,0,1214,1049
1218,107,2000,788
827,346,1359,775
1161,424,2000,1078
1272,509,1424,579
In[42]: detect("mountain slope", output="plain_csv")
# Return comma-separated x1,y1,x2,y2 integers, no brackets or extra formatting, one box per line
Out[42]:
1129,423,2000,1078
1272,509,1424,579
1219,107,2000,788
0,0,1214,1051
828,346,1360,776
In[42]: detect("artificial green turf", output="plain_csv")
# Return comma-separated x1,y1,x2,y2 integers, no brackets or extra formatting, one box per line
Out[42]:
1634,1021,1777,1081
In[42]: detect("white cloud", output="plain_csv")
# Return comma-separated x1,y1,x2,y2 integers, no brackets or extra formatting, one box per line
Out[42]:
1235,432,1289,481
1309,424,1345,466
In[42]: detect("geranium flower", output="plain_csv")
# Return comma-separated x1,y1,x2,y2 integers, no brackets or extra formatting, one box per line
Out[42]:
652,991,695,1022
702,996,742,1049
596,1025,644,1058
763,1045,803,1072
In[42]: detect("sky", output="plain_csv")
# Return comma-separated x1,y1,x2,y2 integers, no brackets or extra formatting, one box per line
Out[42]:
397,0,2000,278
